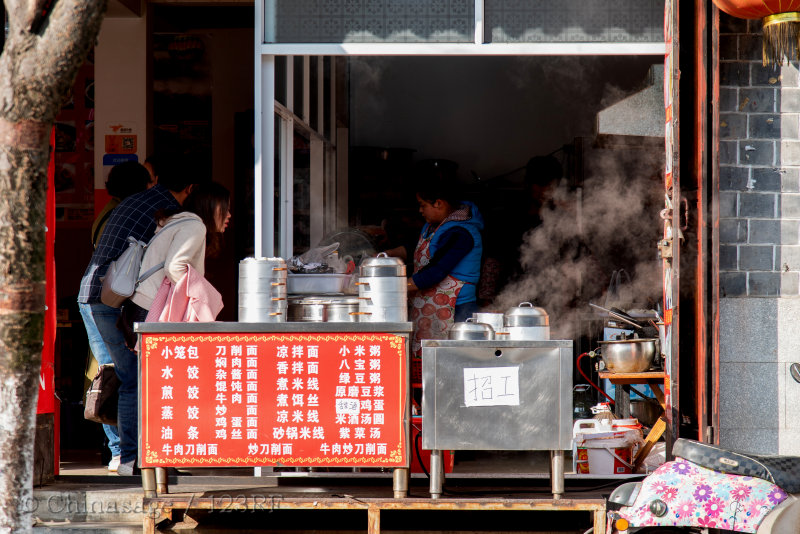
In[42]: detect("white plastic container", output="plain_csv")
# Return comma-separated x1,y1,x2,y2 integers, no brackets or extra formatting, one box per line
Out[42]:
572,419,641,475
576,437,635,475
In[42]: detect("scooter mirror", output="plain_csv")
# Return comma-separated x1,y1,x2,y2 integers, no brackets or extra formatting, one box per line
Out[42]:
790,363,800,384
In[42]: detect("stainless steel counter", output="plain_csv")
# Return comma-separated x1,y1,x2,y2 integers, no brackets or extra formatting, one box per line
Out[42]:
421,338,573,499
422,339,572,350
135,321,413,334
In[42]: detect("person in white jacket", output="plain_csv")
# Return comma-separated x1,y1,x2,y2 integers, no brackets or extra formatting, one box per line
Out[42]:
117,182,231,348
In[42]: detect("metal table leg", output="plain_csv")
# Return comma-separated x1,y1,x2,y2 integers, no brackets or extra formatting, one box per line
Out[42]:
550,450,564,500
392,467,409,498
141,468,156,498
429,449,443,499
155,466,169,494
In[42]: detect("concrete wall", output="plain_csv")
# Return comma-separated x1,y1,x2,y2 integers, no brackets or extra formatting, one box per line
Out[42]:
718,14,800,454
94,14,149,195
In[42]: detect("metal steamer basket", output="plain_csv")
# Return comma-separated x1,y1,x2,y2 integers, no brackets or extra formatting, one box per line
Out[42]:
287,296,359,323
326,296,360,322
503,302,550,341
238,257,288,323
357,253,407,323
287,297,327,322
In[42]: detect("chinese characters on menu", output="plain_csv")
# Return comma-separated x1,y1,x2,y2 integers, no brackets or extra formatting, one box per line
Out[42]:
143,335,405,466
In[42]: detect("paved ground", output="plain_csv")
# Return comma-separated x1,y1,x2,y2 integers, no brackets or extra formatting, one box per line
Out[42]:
38,449,630,533
59,449,566,476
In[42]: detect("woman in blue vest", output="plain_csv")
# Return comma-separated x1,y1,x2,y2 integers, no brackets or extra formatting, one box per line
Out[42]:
386,177,484,358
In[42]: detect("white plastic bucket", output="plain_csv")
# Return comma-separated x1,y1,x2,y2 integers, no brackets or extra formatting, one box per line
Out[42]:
572,419,641,474
575,437,634,475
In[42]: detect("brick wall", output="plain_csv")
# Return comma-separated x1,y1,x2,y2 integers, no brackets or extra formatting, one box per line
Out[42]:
719,14,800,297
718,14,800,455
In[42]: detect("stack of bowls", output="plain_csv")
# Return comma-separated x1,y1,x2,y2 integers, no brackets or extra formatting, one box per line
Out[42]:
356,253,407,322
238,257,288,322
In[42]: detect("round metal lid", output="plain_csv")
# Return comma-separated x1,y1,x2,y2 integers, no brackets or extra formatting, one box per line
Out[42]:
448,319,495,340
504,302,549,327
359,252,406,277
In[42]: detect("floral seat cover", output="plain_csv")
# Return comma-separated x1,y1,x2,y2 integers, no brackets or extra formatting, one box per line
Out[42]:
619,458,788,532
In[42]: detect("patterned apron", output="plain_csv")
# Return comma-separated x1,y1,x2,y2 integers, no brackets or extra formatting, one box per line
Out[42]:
409,228,464,359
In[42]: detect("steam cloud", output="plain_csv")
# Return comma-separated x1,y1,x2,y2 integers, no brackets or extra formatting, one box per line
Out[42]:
491,149,664,339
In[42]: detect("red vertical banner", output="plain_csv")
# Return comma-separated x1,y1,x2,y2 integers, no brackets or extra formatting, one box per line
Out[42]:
37,128,56,415
140,333,408,468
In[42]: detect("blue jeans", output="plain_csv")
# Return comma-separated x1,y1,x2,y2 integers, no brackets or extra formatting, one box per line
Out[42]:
78,303,121,459
79,302,138,464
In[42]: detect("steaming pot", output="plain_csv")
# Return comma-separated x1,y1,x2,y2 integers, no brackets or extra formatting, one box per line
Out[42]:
504,302,550,340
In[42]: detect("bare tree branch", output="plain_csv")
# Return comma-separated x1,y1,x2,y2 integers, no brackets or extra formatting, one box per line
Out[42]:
0,0,107,123
3,0,39,31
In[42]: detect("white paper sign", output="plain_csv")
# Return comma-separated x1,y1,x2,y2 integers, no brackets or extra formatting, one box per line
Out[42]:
335,398,360,415
463,367,520,407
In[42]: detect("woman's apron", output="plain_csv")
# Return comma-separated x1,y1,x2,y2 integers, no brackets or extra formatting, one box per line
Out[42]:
409,228,465,359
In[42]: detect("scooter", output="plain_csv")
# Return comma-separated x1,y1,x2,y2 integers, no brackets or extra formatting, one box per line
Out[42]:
606,438,800,534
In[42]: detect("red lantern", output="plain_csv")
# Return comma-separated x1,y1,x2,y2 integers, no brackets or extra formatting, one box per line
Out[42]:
713,0,800,65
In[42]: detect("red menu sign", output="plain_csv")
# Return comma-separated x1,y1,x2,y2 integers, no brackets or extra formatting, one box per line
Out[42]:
140,333,408,468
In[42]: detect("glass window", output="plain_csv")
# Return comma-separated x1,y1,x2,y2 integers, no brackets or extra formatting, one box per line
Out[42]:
485,0,664,43
269,0,475,43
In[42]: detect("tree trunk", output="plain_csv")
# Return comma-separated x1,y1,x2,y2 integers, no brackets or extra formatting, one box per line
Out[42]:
0,1,106,532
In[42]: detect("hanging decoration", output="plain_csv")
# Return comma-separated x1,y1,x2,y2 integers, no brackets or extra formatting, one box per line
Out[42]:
713,0,800,65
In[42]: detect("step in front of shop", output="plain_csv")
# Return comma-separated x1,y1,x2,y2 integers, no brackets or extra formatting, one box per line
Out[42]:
33,521,141,534
32,485,145,523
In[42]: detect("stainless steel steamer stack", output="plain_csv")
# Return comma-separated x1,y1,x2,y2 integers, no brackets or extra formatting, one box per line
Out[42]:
503,302,550,340
356,253,407,322
238,257,288,322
